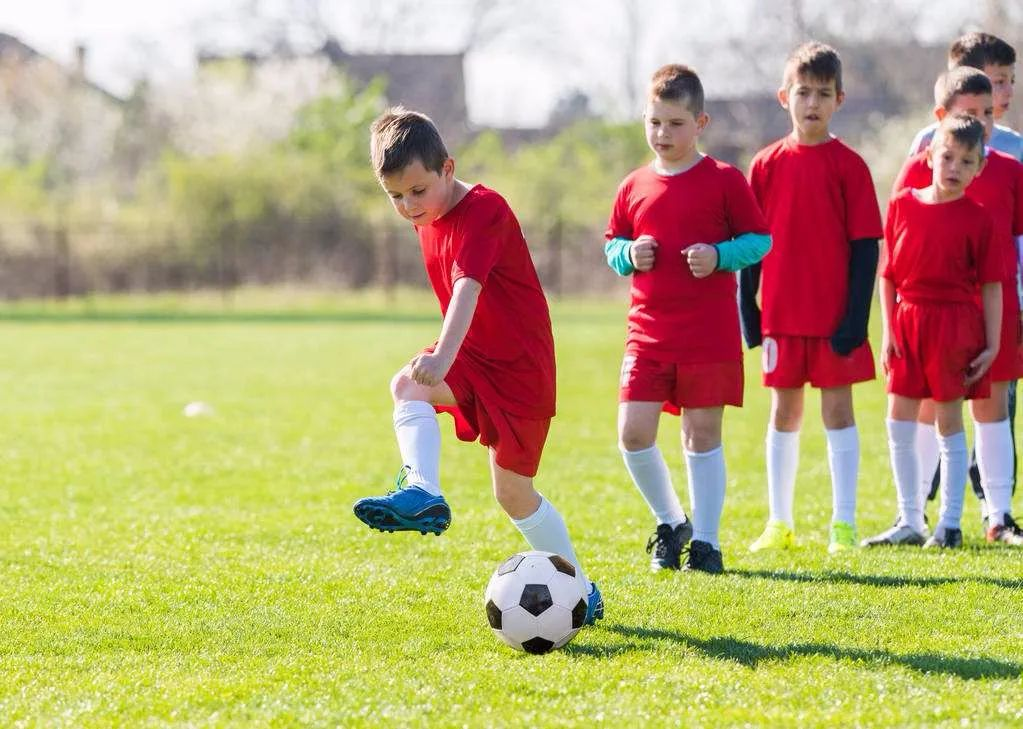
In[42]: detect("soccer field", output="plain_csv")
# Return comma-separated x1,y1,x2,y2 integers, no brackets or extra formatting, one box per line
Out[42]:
1,292,1021,727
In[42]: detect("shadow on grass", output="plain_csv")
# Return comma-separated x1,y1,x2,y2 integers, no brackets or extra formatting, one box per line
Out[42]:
565,623,1021,680
729,568,1023,590
0,310,440,325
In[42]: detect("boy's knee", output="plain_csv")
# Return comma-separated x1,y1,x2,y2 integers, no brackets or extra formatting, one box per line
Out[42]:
684,431,721,453
619,428,655,452
390,370,423,403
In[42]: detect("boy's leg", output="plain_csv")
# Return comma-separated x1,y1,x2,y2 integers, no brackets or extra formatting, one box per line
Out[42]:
928,399,968,548
750,388,801,551
493,451,603,623
681,406,726,573
352,367,456,534
916,399,940,509
971,382,1017,533
821,385,859,550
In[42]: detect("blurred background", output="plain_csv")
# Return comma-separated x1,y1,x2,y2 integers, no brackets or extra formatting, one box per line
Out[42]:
2,0,1022,299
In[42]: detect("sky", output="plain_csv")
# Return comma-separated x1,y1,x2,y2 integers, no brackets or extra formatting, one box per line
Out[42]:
0,0,999,127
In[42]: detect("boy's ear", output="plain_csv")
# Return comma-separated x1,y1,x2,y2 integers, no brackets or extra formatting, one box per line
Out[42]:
934,106,947,122
776,86,789,109
835,89,846,108
442,157,455,179
696,111,710,133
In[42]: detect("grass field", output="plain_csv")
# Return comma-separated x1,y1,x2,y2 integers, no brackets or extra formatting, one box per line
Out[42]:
1,290,1021,727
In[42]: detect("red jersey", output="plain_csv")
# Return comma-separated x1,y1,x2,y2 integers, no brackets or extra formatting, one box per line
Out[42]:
416,185,555,418
748,137,883,337
605,156,769,363
892,148,1023,286
882,188,1003,302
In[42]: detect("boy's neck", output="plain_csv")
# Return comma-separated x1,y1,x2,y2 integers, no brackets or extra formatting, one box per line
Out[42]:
652,150,703,176
789,127,833,146
439,179,472,218
918,184,965,204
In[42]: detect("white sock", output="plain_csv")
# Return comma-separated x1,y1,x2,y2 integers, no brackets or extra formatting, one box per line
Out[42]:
826,425,859,526
621,445,687,527
393,400,442,496
937,430,968,531
887,419,925,532
685,446,726,549
915,422,939,514
975,419,1013,527
766,427,799,527
512,495,589,589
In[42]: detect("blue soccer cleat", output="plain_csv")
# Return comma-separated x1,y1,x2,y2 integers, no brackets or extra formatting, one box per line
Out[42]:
583,581,604,625
353,466,452,536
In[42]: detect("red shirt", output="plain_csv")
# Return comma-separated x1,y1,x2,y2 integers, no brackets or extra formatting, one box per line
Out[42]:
748,137,883,337
893,149,1023,286
882,189,1003,303
605,156,769,363
416,185,555,418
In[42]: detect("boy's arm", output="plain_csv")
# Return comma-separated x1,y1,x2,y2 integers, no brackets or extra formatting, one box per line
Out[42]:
878,276,899,375
713,232,772,272
830,238,880,355
967,281,1003,385
409,277,482,387
738,262,763,349
604,237,636,276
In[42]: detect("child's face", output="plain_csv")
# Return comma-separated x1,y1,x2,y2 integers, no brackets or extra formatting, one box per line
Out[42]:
944,93,994,143
379,158,455,225
779,74,844,142
929,136,983,197
644,97,707,166
982,63,1015,119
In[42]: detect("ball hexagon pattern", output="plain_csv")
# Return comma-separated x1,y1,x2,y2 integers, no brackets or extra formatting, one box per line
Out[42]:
483,550,588,654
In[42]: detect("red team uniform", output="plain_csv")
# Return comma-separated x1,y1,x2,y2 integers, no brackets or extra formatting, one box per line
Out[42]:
882,188,1004,401
605,157,769,412
416,185,555,476
892,148,1023,382
748,137,883,388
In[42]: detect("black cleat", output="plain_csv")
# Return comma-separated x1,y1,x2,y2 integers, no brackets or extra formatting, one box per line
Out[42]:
682,539,724,574
923,527,963,549
645,520,693,571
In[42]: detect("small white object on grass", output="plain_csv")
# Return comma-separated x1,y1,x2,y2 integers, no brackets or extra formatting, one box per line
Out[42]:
183,401,214,417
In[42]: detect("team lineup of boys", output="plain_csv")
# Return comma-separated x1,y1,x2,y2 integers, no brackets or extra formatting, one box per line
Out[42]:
352,31,1023,626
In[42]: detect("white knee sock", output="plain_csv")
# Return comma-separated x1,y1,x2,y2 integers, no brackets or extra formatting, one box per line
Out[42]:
937,430,969,531
887,419,924,532
826,425,859,526
915,422,939,513
393,400,442,496
686,446,726,549
512,495,588,589
975,419,1013,526
621,445,687,527
766,427,799,527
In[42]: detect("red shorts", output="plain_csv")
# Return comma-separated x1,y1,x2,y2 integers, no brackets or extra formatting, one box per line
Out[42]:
761,335,875,389
618,354,743,413
888,300,989,402
989,287,1023,382
438,356,551,478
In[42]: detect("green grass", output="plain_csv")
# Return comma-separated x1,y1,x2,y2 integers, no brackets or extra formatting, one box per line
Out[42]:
1,291,1021,727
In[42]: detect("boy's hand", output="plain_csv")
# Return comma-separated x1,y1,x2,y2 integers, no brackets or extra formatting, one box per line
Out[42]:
630,236,658,272
880,332,901,376
683,243,718,278
965,347,997,386
409,352,453,387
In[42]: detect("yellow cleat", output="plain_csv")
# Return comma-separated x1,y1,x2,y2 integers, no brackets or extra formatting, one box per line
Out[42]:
828,521,858,554
749,519,797,552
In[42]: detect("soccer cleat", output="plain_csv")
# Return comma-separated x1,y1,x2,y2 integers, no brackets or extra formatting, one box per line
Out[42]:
583,581,604,625
923,527,963,549
986,514,1023,545
682,540,724,574
352,466,451,535
860,523,927,547
828,521,857,554
748,519,797,552
645,520,693,571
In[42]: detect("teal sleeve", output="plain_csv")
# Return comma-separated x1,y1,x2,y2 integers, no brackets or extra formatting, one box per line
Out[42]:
713,232,771,273
604,237,635,276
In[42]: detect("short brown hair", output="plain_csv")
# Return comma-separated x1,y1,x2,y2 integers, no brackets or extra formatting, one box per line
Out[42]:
370,107,449,177
934,67,993,110
648,64,704,114
932,112,986,153
783,41,843,94
949,32,1016,70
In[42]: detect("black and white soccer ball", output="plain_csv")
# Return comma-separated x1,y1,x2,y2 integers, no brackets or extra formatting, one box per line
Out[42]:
484,550,587,654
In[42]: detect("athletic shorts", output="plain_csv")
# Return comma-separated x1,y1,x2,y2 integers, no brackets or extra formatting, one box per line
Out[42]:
618,354,743,413
887,300,989,402
761,335,875,389
438,356,551,478
989,286,1023,382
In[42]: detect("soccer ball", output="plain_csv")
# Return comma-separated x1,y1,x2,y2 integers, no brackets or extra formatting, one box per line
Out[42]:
484,550,587,654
